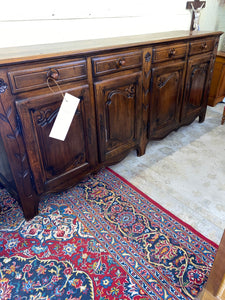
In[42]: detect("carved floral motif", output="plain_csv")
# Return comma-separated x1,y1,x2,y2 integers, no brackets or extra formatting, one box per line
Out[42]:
0,78,8,94
37,108,59,127
107,84,136,104
0,78,34,199
145,52,151,62
157,73,179,89
191,63,208,77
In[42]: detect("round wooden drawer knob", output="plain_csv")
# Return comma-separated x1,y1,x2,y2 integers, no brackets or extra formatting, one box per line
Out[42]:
47,69,59,80
168,48,176,57
117,59,126,67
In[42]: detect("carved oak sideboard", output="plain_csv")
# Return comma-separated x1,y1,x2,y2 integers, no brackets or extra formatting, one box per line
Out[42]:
0,30,223,219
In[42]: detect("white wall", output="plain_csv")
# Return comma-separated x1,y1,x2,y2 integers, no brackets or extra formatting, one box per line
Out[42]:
0,0,223,48
0,0,190,48
200,0,225,51
216,2,225,51
199,0,219,31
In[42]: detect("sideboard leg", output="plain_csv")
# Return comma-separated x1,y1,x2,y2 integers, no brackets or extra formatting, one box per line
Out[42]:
137,142,147,157
0,75,40,221
20,193,39,220
199,110,206,123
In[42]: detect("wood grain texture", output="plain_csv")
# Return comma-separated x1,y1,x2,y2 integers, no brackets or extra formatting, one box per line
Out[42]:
15,84,98,194
94,72,142,163
0,31,223,65
149,61,186,139
199,230,225,299
208,51,225,106
0,30,222,219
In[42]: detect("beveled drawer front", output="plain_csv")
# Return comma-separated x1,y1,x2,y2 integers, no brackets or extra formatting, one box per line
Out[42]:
189,39,215,56
92,50,142,76
152,43,187,63
8,59,87,94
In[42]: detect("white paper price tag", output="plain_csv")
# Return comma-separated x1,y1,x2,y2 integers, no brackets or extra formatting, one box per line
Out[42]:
49,93,80,141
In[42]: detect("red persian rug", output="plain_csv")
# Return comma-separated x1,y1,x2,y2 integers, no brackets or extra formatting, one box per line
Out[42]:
0,168,218,299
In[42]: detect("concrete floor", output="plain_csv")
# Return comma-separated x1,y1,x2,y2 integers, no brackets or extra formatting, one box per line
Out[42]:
111,103,225,245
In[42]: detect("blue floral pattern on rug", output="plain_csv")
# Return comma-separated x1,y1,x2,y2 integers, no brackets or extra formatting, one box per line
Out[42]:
0,169,217,299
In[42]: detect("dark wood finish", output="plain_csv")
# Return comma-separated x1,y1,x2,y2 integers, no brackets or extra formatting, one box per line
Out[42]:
8,58,87,94
0,135,18,199
222,107,225,125
0,74,40,220
208,52,225,107
181,53,213,124
186,0,206,9
0,31,222,220
189,38,215,56
149,61,186,139
152,43,187,63
0,31,221,65
94,72,142,163
16,84,98,194
186,0,206,31
92,50,142,76
140,47,153,155
181,36,220,124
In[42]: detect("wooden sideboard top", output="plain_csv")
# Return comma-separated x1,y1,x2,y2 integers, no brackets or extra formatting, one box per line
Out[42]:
217,51,225,58
0,30,223,65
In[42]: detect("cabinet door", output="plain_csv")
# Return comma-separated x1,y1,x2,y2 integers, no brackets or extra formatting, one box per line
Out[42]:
149,61,185,139
181,54,212,123
94,72,142,163
16,85,98,194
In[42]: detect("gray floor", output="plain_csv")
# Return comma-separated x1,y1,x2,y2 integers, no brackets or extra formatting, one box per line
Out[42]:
111,103,225,245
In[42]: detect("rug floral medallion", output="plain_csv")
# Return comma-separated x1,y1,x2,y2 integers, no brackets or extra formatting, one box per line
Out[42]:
0,168,217,299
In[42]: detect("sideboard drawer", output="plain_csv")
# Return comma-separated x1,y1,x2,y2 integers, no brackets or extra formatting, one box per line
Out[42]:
92,50,142,76
189,38,215,56
8,59,87,94
152,43,187,63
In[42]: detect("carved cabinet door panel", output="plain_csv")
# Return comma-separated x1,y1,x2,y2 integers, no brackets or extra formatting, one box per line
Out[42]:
15,85,98,194
181,54,212,123
149,61,186,139
94,72,142,163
